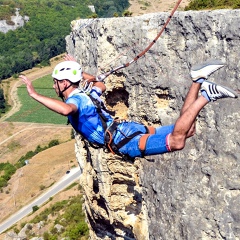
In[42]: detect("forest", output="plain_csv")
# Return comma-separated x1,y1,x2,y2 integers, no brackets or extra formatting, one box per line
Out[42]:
0,0,129,81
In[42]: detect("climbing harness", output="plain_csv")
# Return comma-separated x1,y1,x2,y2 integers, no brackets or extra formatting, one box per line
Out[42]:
66,87,158,159
84,93,157,157
88,94,115,131
79,80,94,94
138,126,156,153
104,119,157,157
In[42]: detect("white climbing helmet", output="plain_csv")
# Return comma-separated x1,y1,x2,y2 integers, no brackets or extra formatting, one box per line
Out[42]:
52,61,83,83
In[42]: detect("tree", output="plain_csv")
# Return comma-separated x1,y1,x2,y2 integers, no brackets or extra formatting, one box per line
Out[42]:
0,88,6,113
32,205,39,212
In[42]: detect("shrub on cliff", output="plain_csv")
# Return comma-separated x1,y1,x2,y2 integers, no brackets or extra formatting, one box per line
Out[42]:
185,0,240,10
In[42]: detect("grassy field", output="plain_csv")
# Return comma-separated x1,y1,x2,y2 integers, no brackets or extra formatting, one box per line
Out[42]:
6,75,67,124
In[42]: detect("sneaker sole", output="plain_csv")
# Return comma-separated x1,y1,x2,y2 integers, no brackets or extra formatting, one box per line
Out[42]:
191,60,224,71
191,60,225,81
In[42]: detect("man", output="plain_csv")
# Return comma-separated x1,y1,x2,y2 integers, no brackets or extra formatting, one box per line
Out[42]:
20,59,238,159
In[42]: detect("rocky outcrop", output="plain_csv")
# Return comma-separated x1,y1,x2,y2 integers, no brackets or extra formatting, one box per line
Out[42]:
66,9,240,239
0,9,29,33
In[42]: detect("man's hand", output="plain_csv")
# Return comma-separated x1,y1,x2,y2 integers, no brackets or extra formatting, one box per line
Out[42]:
19,75,37,98
63,54,77,62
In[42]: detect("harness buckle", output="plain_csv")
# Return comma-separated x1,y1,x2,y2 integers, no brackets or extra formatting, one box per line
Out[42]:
104,120,120,154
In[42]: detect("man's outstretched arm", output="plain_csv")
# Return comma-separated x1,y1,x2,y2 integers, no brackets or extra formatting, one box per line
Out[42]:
20,75,77,116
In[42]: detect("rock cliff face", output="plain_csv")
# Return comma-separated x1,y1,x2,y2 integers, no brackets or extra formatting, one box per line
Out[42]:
66,9,240,240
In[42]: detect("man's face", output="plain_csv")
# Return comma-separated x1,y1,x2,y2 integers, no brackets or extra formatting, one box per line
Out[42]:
53,79,64,97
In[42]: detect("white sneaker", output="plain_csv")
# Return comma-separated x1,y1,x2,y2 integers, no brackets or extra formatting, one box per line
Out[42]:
201,80,238,101
191,60,225,81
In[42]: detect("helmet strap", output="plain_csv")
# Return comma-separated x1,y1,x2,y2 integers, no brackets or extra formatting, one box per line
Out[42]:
55,81,64,101
56,81,73,101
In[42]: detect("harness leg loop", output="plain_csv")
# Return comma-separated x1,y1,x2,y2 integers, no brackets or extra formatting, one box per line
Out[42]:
145,126,156,134
138,126,156,156
139,134,151,155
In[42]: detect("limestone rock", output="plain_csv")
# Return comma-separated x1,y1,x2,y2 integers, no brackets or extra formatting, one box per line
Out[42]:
66,9,240,240
54,224,64,233
3,230,18,240
0,9,29,33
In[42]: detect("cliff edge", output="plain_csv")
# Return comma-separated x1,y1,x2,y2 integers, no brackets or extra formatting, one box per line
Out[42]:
66,9,240,240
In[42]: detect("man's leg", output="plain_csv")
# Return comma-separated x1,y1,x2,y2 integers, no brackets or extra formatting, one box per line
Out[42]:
170,95,208,150
180,82,200,116
179,82,201,138
169,80,237,151
179,60,225,138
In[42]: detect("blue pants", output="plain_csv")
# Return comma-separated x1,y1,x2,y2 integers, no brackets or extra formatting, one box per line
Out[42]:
113,122,175,158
